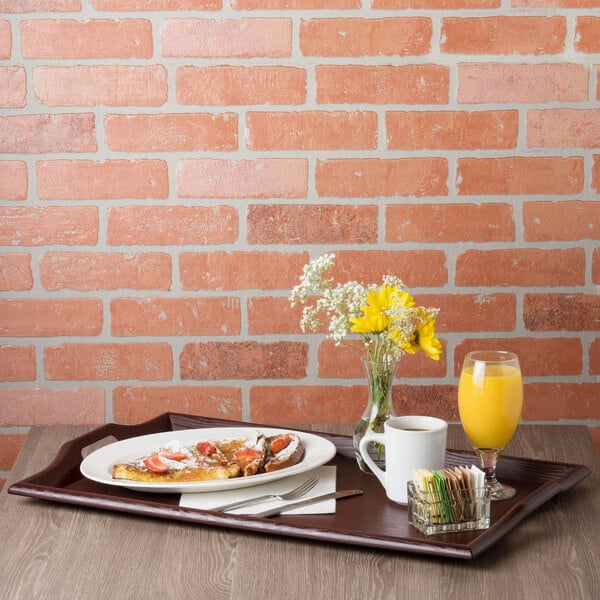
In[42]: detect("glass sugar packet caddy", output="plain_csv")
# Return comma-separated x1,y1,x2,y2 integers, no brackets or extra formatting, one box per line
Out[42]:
407,466,491,535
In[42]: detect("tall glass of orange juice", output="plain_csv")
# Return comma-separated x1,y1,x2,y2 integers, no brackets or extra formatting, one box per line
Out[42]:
458,350,523,501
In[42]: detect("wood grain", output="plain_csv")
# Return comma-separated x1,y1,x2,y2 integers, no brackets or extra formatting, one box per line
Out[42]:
0,424,598,600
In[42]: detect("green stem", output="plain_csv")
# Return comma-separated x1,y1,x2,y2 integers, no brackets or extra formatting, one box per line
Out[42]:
362,357,398,461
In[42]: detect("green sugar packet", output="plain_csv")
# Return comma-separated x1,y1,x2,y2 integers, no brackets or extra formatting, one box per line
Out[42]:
432,470,454,524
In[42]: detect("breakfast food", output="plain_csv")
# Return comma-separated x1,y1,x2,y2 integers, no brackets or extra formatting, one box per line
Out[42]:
264,433,304,472
111,430,305,483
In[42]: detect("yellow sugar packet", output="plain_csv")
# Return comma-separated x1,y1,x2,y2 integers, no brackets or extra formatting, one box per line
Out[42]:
411,468,443,523
411,468,432,493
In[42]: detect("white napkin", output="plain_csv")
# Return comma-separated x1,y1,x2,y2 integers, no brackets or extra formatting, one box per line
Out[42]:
179,465,336,515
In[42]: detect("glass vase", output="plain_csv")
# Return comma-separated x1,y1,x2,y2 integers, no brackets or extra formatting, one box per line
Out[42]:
353,357,399,473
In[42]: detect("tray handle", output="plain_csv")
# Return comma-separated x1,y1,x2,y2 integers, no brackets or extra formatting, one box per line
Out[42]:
11,413,176,490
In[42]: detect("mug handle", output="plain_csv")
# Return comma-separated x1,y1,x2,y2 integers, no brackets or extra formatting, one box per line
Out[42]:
358,432,386,487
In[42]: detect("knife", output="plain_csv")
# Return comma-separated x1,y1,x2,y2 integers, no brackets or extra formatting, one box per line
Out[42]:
253,489,363,518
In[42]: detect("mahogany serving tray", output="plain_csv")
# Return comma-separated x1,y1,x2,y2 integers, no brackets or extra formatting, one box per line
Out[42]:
8,413,591,560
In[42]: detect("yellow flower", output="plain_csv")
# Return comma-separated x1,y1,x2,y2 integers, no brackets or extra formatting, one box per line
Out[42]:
395,289,415,310
349,285,397,334
403,312,442,360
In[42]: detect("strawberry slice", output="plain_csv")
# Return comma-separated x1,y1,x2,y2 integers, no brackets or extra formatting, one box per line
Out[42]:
234,447,262,460
144,454,168,473
196,441,216,457
269,435,291,455
160,449,186,461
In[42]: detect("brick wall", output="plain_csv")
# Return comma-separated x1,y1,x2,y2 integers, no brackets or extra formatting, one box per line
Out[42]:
1,0,599,487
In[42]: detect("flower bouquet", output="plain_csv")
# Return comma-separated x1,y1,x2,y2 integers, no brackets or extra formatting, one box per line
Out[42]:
290,253,442,472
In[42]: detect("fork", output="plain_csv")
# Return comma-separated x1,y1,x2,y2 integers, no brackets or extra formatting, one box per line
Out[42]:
211,475,321,512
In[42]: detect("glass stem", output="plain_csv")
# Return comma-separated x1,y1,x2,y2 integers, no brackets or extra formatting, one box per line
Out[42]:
475,449,500,487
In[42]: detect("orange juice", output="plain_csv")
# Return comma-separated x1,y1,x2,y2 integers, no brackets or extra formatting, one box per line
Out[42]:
458,364,523,449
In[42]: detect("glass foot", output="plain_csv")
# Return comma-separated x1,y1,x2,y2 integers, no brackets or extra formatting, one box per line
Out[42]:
487,480,517,501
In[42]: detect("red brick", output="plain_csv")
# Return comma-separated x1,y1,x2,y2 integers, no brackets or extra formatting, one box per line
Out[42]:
91,0,220,8
249,385,367,423
246,111,376,150
33,65,167,106
0,114,95,153
441,16,565,55
372,0,498,6
44,343,173,380
454,337,583,377
593,155,600,193
247,297,304,335
162,18,291,57
513,0,600,5
523,383,600,420
250,383,458,423
177,158,307,199
107,205,238,245
527,109,600,148
112,386,242,424
299,17,431,57
456,248,584,287
0,298,103,337
0,346,36,382
179,251,308,290
0,433,27,469
0,206,98,245
104,113,238,152
0,20,11,59
0,66,26,108
456,156,583,195
0,254,32,291
524,294,600,331
457,63,587,103
387,110,517,150
247,204,377,244
0,387,105,426
590,338,600,375
36,160,168,200
110,297,240,336
316,64,448,104
0,161,27,200
575,17,600,53
20,19,152,58
233,0,359,7
316,158,448,197
40,252,172,291
594,247,600,284
416,293,516,332
330,249,448,287
317,339,446,379
394,384,459,422
0,1,81,11
180,341,307,380
176,65,306,105
523,200,600,241
386,203,514,242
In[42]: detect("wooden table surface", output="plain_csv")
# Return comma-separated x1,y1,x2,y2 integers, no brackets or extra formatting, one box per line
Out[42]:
0,423,598,600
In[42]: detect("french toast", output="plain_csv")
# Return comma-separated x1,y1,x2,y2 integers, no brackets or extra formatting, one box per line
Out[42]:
111,430,304,483
264,433,305,472
111,439,240,483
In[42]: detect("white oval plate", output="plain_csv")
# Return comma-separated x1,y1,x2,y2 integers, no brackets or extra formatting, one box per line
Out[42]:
80,427,337,494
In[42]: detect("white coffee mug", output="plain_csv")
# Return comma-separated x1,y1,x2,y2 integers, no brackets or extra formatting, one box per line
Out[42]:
359,416,448,504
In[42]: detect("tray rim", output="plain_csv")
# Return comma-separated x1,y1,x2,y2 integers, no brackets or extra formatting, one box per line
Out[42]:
8,412,592,560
